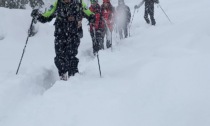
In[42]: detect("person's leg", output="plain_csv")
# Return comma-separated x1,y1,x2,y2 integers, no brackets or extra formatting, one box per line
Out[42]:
124,25,128,38
105,27,112,48
149,2,156,25
100,29,105,50
90,31,97,55
67,34,80,77
119,27,123,39
96,29,104,51
54,35,68,78
144,2,150,24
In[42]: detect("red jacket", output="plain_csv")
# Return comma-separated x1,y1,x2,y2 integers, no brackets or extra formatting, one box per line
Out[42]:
101,3,115,31
89,4,104,32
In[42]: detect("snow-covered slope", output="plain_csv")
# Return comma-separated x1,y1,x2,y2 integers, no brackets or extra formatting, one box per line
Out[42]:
0,0,210,126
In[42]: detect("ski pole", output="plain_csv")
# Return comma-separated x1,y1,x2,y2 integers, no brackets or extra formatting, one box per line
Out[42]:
111,31,113,52
129,8,136,37
93,27,102,77
158,4,172,24
129,0,144,36
129,1,144,36
16,18,35,75
96,53,102,77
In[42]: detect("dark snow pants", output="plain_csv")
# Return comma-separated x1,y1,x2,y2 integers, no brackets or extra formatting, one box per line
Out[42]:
118,24,128,39
54,34,80,77
90,29,105,54
144,1,156,25
104,28,112,48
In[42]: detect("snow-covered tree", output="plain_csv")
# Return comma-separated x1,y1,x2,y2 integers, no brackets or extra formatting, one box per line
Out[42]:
0,0,44,9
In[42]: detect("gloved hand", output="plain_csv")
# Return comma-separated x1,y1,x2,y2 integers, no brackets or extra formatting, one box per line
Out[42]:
154,0,159,4
77,27,83,38
31,9,40,19
93,44,99,53
134,5,138,9
88,14,95,24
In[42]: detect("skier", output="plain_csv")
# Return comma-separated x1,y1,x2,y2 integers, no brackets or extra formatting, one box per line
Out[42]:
31,0,93,80
79,0,96,38
134,0,159,25
101,0,115,48
116,0,131,39
89,0,105,55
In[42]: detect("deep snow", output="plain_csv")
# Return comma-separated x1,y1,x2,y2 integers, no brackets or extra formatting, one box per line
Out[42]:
0,0,210,126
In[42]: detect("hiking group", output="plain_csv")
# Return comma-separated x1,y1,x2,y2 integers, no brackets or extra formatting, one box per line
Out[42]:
30,0,159,80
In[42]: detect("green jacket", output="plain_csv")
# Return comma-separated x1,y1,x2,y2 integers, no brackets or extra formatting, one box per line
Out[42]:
41,0,93,19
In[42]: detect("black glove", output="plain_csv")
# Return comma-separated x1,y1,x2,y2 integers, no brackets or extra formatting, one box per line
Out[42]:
77,27,83,38
93,44,99,53
88,14,95,24
31,9,40,19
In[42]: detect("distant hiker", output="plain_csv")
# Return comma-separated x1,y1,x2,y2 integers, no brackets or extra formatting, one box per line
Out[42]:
101,0,115,48
31,0,93,81
89,0,105,55
79,0,96,39
116,0,131,39
134,0,159,25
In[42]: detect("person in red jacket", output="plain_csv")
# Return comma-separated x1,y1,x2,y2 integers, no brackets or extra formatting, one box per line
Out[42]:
89,0,105,55
101,0,115,49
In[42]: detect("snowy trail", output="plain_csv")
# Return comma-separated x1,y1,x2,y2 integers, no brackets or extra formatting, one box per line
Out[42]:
1,0,210,126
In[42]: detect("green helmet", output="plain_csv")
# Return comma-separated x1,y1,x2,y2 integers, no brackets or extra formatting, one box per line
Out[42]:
90,0,98,4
